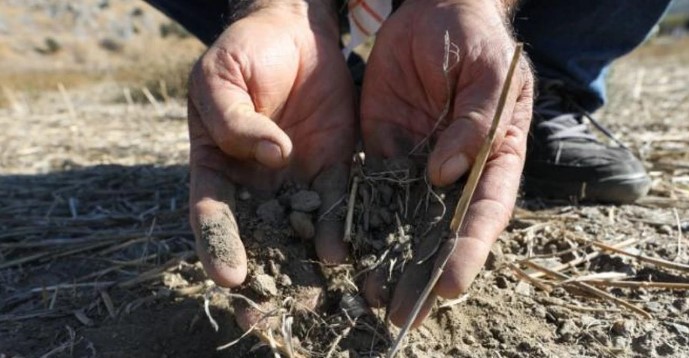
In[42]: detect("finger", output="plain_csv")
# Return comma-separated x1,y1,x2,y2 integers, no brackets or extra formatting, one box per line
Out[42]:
189,102,247,288
387,258,438,328
434,129,526,298
427,54,524,187
311,163,350,264
387,200,448,327
189,49,292,168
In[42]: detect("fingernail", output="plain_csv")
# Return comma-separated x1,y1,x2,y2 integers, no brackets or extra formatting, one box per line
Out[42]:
255,140,285,168
439,154,469,186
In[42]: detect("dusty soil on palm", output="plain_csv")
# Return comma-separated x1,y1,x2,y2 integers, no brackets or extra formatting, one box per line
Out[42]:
2,1,689,357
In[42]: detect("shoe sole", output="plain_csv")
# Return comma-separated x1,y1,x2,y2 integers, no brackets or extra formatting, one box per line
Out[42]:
523,173,651,204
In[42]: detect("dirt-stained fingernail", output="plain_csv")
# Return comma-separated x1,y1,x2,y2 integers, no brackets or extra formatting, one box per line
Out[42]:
255,140,285,168
438,154,469,186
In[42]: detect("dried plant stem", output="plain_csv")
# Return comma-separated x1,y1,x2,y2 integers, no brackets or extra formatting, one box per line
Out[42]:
343,176,360,242
57,83,77,120
572,236,689,273
586,280,689,290
141,86,164,116
508,262,553,293
388,43,524,358
525,237,639,279
523,260,652,319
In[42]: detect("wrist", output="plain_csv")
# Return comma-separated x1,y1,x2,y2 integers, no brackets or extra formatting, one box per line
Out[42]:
241,0,339,38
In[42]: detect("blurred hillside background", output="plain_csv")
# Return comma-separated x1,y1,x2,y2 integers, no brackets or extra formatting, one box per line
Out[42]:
0,0,688,111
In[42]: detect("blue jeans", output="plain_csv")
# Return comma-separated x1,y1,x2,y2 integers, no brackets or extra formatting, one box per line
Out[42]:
145,0,671,112
514,0,671,111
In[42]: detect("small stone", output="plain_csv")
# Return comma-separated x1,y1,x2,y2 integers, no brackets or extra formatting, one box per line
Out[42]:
612,336,629,349
238,189,251,201
611,319,635,336
669,322,689,335
515,281,533,296
252,229,266,243
278,274,292,287
658,225,673,235
644,301,663,313
656,342,675,356
463,335,477,345
289,190,321,212
289,211,315,239
484,242,504,270
250,274,278,297
557,319,578,343
532,305,547,319
257,199,285,223
495,276,509,289
672,298,688,312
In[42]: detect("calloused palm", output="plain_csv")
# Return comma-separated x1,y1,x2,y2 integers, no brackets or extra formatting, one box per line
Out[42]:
187,4,356,329
360,0,534,327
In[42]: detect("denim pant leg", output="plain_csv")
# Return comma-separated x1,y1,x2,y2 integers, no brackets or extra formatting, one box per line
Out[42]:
143,0,228,45
514,0,671,111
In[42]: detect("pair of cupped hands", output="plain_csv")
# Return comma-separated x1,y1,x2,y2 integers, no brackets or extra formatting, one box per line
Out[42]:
188,0,533,330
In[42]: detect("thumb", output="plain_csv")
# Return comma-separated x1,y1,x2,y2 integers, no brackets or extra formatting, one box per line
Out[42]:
189,58,293,169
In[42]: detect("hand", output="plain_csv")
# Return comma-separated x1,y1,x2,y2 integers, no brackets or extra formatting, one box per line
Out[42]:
187,0,355,329
360,0,533,327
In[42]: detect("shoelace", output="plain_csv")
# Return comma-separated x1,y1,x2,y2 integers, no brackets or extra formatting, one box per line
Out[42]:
535,80,627,148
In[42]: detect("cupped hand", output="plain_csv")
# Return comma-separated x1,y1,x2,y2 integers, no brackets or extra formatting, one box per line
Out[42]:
187,0,356,328
360,0,533,327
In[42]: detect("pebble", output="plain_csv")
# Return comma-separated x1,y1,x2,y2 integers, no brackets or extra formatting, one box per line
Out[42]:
278,274,292,287
256,199,285,223
611,319,635,336
289,211,315,239
289,190,321,212
672,298,688,312
495,276,509,289
557,319,578,343
656,342,675,356
462,335,477,345
644,301,664,313
238,189,251,201
250,274,278,297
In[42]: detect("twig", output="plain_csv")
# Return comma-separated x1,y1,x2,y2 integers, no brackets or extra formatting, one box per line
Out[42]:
343,176,360,242
438,293,470,308
57,83,77,120
508,262,552,293
325,317,357,358
388,43,524,358
524,237,640,279
523,260,652,319
573,236,689,273
586,280,689,290
141,86,164,116
123,87,134,110
116,251,193,289
1,85,25,114
673,208,684,260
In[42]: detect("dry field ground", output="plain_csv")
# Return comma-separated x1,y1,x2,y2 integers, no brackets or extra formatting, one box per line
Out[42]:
1,1,689,357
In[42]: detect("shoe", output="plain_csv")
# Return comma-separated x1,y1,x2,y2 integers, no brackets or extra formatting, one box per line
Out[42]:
523,79,651,204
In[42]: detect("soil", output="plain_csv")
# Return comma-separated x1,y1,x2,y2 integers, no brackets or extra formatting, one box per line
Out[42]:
2,1,689,358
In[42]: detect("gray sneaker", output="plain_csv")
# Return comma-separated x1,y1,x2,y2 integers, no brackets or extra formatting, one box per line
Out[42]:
523,80,651,204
